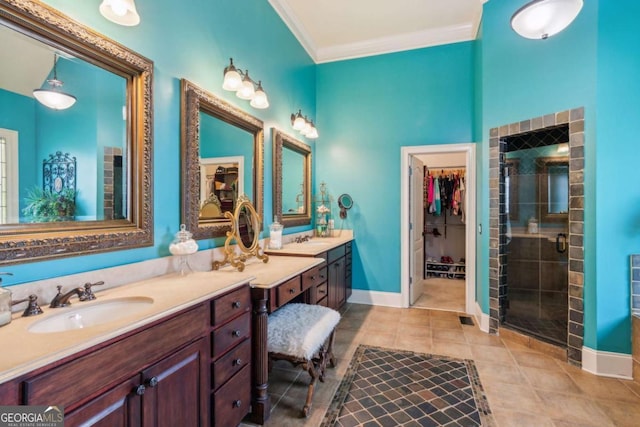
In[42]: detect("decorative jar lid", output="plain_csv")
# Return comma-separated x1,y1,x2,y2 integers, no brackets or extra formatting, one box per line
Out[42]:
169,224,198,256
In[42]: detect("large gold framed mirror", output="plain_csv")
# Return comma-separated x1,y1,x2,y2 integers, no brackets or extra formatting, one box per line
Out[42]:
212,195,268,272
272,128,311,227
180,79,264,240
0,0,153,265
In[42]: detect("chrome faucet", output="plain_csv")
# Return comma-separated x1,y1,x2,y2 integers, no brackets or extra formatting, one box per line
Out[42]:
50,285,86,308
295,235,310,243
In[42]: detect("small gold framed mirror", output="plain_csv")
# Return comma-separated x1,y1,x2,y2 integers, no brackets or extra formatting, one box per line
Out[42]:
212,195,268,272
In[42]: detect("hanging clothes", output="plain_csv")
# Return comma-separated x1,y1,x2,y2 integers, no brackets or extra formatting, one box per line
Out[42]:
434,177,441,216
460,176,466,223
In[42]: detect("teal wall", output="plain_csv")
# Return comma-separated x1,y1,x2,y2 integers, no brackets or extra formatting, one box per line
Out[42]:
593,0,640,353
316,43,475,294
3,0,638,356
3,0,315,283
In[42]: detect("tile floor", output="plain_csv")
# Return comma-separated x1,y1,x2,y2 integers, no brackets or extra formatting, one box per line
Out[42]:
413,278,465,313
243,303,640,427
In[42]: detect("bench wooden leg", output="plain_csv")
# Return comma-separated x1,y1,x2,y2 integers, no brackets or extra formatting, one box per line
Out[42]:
302,359,319,417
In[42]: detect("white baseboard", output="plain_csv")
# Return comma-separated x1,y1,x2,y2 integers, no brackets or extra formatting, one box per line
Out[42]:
582,346,633,379
474,302,490,333
348,289,403,308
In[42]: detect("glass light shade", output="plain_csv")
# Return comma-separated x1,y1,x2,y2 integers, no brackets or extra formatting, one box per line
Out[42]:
250,82,269,109
300,117,312,135
99,0,140,26
511,0,583,40
292,111,306,130
306,125,319,139
222,59,243,91
557,143,569,154
33,87,77,110
236,79,255,100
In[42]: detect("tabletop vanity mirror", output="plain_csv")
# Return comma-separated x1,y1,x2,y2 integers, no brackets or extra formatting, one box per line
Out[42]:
272,128,311,227
212,195,268,272
180,79,264,240
0,0,153,264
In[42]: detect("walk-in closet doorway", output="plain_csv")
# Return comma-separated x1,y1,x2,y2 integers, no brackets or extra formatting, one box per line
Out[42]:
400,144,477,317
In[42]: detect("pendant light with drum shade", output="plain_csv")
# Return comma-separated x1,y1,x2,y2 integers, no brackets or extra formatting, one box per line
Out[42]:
33,54,77,111
511,0,583,40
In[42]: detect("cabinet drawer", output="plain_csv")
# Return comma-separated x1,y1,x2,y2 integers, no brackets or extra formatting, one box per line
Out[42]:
346,242,352,253
317,295,328,307
212,339,251,390
212,312,250,358
319,266,327,283
277,276,302,307
23,304,207,408
302,265,322,291
213,364,251,427
315,282,328,302
211,285,250,326
328,245,346,263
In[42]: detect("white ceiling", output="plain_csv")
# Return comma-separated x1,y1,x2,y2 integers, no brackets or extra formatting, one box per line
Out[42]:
269,0,487,63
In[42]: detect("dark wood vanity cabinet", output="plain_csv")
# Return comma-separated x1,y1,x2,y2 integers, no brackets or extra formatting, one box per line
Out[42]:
0,283,252,427
324,242,352,310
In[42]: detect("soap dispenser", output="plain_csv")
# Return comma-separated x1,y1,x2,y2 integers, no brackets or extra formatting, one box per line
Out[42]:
269,216,283,249
0,272,14,327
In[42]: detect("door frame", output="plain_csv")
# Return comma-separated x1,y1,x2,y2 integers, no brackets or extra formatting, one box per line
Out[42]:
400,143,477,313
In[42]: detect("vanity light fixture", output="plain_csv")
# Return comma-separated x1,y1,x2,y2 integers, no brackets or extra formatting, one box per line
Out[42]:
511,0,583,40
33,54,77,110
222,58,270,109
290,110,319,139
99,0,141,26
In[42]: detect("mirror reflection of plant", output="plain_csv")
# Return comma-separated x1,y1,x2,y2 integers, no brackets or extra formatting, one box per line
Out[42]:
22,187,77,222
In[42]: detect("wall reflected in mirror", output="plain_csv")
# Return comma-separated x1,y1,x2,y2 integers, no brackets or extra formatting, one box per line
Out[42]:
0,23,127,225
0,0,153,264
272,128,311,228
180,79,264,240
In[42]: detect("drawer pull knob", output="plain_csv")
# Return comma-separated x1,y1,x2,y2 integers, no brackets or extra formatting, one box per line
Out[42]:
318,290,326,294
233,400,242,408
289,288,296,294
232,301,241,309
232,330,241,337
147,377,158,388
233,358,242,366
135,385,146,396
310,276,316,280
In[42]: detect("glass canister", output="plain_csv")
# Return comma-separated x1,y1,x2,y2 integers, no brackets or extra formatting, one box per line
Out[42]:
0,287,12,327
269,216,283,249
169,224,198,275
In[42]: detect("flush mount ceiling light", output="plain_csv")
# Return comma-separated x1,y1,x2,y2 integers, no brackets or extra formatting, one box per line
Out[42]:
511,0,583,40
99,0,140,26
290,110,318,139
33,54,77,110
222,58,270,109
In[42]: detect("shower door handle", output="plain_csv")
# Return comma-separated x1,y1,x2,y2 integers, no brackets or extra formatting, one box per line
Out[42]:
556,233,567,253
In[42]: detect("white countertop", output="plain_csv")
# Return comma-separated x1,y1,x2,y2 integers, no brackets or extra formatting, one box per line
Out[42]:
0,271,253,383
264,230,354,257
0,253,329,384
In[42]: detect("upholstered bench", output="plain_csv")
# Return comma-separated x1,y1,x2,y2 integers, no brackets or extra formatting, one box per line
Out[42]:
267,303,341,417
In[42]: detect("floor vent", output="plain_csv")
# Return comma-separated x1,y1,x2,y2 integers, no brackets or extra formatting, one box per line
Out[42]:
459,316,474,326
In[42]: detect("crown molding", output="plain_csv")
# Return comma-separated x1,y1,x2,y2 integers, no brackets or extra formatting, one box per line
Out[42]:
268,0,319,62
270,0,484,64
316,23,476,63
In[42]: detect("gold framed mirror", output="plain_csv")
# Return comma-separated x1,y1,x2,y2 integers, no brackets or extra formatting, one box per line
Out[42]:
212,195,268,272
180,79,264,240
272,128,311,227
0,0,153,265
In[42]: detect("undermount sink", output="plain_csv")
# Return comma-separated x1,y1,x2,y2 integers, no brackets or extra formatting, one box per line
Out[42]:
28,296,154,333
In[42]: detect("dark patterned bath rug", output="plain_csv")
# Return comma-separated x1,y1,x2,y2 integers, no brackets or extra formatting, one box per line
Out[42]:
321,345,495,427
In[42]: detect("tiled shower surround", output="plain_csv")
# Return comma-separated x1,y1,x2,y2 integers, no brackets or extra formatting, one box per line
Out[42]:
489,107,585,366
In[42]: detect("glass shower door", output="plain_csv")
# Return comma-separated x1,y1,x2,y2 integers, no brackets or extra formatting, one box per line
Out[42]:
504,143,569,346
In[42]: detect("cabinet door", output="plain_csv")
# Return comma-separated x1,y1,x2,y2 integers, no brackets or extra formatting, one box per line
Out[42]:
328,258,346,309
64,375,141,427
141,339,208,427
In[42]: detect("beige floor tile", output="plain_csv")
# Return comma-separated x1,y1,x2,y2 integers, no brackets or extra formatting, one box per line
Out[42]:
595,397,640,427
474,359,528,385
535,391,614,426
463,329,505,347
393,333,432,353
431,339,473,359
400,323,432,338
432,327,467,344
483,382,544,413
492,408,555,427
430,317,464,330
520,365,583,394
567,371,640,403
471,344,515,365
510,349,565,370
